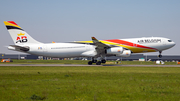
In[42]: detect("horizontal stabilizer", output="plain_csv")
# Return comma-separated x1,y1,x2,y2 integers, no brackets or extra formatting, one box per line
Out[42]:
10,45,29,51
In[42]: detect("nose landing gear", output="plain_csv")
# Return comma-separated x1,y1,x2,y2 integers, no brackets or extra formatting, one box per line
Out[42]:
158,51,162,58
156,51,165,64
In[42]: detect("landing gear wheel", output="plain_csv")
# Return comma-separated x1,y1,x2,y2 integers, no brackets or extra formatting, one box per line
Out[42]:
88,61,93,65
96,61,101,65
92,60,97,63
101,59,106,63
158,55,162,58
158,51,162,58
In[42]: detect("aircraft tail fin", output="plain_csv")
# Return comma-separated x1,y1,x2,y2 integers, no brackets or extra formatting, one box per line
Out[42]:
4,21,41,44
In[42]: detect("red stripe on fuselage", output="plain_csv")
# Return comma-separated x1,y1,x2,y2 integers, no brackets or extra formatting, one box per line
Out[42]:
105,39,158,50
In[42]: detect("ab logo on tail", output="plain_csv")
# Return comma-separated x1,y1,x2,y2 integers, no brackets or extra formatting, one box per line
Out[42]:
16,33,28,43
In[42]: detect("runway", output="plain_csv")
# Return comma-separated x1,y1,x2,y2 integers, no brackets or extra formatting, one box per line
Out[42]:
0,64,96,67
0,64,180,67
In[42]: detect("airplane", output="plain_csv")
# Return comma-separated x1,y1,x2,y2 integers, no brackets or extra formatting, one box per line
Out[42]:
4,21,176,65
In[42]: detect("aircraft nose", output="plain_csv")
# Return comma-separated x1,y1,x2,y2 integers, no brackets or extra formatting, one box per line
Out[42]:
172,42,176,47
170,41,176,47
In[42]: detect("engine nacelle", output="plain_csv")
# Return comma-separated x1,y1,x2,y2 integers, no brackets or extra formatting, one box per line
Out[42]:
106,47,123,54
116,50,131,57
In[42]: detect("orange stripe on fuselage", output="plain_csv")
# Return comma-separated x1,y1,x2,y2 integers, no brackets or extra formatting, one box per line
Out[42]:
76,39,158,53
105,39,157,50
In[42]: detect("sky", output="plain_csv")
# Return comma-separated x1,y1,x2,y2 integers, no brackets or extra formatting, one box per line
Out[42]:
0,0,180,55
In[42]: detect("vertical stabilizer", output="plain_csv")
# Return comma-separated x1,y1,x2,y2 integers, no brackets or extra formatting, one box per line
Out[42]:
4,21,42,44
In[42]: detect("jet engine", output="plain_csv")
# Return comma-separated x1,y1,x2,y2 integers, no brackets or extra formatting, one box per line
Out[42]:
116,50,131,57
106,47,123,54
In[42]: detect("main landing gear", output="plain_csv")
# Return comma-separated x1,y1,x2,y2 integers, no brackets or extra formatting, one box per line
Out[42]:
88,58,106,65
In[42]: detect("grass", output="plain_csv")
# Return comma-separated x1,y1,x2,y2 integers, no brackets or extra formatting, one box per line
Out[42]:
0,59,178,65
107,60,178,65
0,60,88,64
0,66,180,101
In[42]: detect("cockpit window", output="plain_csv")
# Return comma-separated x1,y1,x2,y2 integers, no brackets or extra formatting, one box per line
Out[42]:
168,40,172,42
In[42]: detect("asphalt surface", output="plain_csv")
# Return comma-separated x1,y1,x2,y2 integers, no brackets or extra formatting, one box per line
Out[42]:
0,64,180,67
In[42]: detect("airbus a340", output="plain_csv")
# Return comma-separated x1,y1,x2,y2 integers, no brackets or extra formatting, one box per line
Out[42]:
4,21,175,65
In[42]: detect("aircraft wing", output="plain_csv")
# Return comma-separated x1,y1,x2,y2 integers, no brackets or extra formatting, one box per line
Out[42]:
92,37,111,49
91,37,111,56
10,45,29,51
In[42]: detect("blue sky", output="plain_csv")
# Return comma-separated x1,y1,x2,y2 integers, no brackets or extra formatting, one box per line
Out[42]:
0,0,180,55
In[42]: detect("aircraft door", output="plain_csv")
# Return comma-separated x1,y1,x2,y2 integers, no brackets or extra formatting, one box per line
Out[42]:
162,39,166,45
43,45,47,52
86,45,91,51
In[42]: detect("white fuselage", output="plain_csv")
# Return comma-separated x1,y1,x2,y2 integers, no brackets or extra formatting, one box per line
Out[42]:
26,43,96,57
120,37,175,52
15,37,175,58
